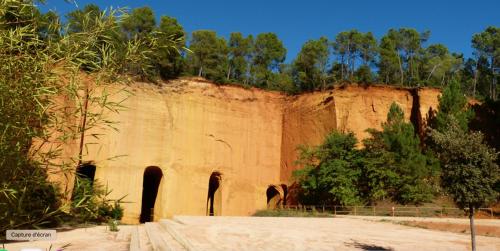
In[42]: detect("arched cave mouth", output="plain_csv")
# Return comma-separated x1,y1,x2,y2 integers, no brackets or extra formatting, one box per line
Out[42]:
207,172,222,216
140,166,163,223
266,185,281,209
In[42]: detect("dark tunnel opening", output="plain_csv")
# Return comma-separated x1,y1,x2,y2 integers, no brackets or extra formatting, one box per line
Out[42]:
140,166,163,223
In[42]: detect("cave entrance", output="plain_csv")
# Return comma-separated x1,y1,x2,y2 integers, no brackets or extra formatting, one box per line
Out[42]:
207,172,222,216
140,166,163,223
76,163,96,183
76,164,95,184
266,185,281,209
72,163,96,197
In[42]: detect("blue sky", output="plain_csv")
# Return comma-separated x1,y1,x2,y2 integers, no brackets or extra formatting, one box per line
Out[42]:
40,0,499,62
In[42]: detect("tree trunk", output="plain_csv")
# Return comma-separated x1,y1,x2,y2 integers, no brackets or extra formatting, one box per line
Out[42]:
340,55,345,80
198,66,203,77
469,206,476,251
397,52,404,85
71,86,89,197
346,42,350,79
409,53,413,83
493,75,497,101
226,65,231,81
78,87,89,169
473,60,479,98
427,64,440,81
491,58,497,101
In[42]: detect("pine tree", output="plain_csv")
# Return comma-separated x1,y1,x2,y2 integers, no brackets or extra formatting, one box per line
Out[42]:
432,80,474,132
362,103,439,204
292,37,330,91
187,30,228,82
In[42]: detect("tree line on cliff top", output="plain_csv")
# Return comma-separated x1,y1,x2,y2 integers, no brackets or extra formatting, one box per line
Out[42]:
21,3,500,100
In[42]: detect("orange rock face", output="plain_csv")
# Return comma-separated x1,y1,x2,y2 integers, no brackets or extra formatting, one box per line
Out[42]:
47,78,440,223
281,85,440,181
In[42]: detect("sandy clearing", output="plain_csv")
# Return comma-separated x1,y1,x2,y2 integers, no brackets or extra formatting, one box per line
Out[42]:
172,216,500,251
3,216,500,251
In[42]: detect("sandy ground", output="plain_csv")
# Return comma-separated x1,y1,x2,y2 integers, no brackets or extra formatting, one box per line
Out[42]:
3,216,500,251
172,216,500,251
4,225,133,251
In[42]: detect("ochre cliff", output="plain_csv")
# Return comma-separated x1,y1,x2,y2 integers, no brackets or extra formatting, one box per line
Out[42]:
47,78,440,223
81,79,285,223
280,85,441,181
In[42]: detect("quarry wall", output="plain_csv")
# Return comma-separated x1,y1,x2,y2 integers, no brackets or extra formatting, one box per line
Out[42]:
82,79,285,223
280,85,441,182
48,78,441,223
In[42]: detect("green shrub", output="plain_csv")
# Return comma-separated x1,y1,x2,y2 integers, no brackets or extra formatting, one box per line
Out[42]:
71,178,124,223
0,162,65,235
293,131,363,206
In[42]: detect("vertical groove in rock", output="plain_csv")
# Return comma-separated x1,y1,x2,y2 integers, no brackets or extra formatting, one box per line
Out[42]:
409,88,423,140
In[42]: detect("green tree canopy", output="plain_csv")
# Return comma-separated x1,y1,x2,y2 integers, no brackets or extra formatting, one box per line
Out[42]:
431,119,498,210
154,15,186,79
472,26,500,100
362,103,439,204
121,6,156,39
420,44,462,86
332,30,362,81
292,37,330,91
251,32,286,88
294,131,363,206
228,32,254,83
430,117,498,251
378,28,430,85
432,80,474,132
187,30,228,81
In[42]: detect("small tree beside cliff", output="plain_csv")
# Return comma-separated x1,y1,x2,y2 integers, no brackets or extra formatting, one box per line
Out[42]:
430,118,498,251
429,80,499,251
